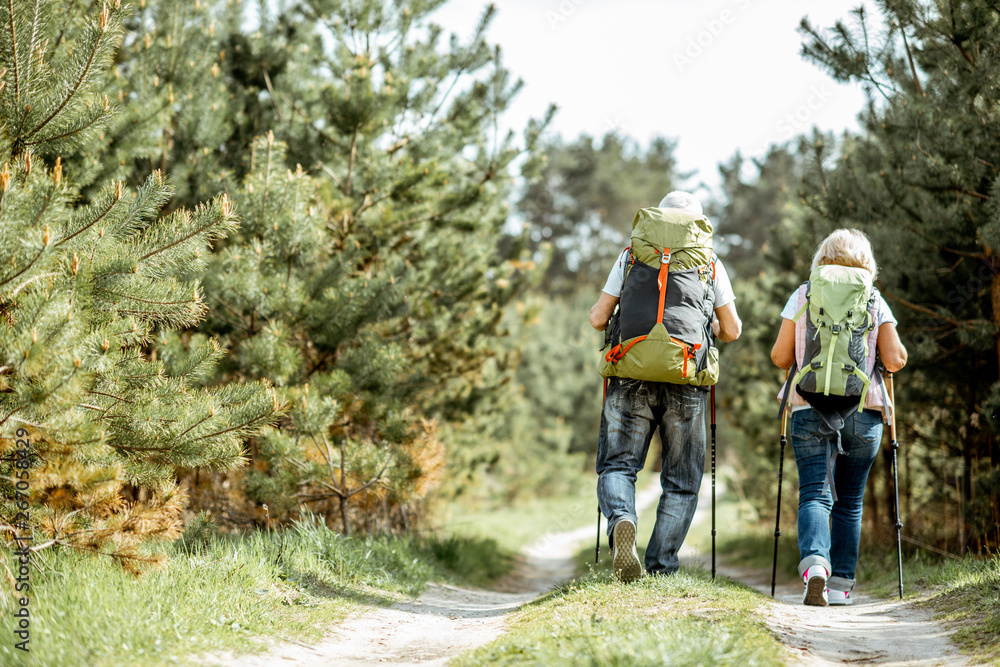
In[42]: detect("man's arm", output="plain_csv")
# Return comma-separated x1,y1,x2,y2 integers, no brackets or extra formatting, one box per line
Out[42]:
713,302,742,342
590,292,619,331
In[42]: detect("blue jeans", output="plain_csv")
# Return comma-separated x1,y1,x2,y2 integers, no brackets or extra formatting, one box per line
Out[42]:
792,407,882,589
597,377,707,576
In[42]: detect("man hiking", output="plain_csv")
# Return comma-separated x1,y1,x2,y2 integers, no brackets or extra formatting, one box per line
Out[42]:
590,191,741,582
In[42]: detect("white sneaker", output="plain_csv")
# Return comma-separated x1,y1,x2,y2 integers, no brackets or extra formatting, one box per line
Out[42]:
802,565,829,606
827,586,853,605
612,519,643,583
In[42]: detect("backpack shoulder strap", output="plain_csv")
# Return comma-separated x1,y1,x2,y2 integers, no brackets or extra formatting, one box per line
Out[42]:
777,360,798,420
791,281,810,323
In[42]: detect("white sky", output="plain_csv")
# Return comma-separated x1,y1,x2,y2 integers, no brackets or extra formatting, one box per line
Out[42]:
432,0,878,196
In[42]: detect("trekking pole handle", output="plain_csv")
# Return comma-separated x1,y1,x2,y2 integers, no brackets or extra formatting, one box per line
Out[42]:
780,369,789,438
886,372,897,442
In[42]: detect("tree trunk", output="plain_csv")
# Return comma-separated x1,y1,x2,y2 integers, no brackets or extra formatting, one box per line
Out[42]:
992,254,1000,367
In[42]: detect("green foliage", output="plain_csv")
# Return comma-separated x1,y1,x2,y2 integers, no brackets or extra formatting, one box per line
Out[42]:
0,0,278,566
793,0,1000,550
52,0,240,204
169,0,554,530
706,145,817,523
518,133,681,294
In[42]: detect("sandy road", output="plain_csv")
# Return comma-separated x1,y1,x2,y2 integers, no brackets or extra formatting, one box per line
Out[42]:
204,478,976,666
683,480,977,666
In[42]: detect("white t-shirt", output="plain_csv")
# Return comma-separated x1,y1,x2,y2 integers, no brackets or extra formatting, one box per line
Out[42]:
779,290,897,326
602,248,735,308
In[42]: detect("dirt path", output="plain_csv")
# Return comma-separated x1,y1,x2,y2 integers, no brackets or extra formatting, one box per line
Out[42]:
203,484,662,666
204,478,975,666
718,562,974,666
684,480,977,666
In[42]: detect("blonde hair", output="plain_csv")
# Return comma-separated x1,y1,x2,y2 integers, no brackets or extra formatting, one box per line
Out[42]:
811,229,878,281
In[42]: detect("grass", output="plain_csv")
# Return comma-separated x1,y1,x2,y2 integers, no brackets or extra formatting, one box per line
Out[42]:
450,471,787,667
0,513,514,667
921,553,1000,666
451,567,784,667
439,482,604,551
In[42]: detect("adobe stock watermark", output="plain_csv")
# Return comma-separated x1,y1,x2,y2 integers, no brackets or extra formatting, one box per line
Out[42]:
546,0,590,30
10,427,33,653
604,114,632,136
776,84,836,140
673,0,752,73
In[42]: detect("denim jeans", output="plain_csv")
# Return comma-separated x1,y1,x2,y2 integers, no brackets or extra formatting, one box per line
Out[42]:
792,407,882,589
596,377,707,576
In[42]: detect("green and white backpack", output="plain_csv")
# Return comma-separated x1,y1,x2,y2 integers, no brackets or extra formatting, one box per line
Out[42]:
791,264,879,412
599,207,718,386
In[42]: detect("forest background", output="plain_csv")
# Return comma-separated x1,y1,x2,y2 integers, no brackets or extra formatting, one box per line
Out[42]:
0,0,998,576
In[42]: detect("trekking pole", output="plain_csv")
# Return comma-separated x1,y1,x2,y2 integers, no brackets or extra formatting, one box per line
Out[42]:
771,370,790,597
711,385,717,581
887,372,904,600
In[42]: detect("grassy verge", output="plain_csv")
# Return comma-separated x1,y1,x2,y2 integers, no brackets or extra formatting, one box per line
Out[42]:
451,566,785,667
921,553,1000,666
451,474,788,667
0,514,513,666
438,471,659,552
855,546,1000,666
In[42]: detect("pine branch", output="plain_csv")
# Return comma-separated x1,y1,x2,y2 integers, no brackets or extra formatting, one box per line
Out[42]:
0,242,48,290
97,290,198,307
880,287,991,330
28,183,59,229
22,0,38,86
86,389,132,404
25,13,108,142
6,0,20,102
900,26,923,96
137,212,225,264
191,405,280,443
24,104,108,149
56,191,122,247
174,413,213,441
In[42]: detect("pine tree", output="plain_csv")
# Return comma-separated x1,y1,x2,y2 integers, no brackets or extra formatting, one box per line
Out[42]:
795,0,1000,551
173,0,553,532
41,0,238,207
0,0,280,569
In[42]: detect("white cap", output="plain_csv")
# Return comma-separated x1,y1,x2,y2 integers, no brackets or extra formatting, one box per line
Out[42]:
658,191,703,215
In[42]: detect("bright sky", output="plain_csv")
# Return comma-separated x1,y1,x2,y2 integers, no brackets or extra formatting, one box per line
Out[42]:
432,0,878,196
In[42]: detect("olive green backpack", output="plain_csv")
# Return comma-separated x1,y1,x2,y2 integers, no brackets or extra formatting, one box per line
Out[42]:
599,207,718,385
789,264,879,412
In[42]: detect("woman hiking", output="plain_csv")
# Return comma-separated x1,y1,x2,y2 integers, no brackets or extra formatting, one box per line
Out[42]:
770,229,907,606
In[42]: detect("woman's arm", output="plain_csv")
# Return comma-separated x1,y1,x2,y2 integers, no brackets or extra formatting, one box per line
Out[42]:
770,319,796,369
877,322,908,372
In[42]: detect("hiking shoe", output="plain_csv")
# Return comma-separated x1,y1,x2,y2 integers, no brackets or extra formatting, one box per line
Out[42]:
827,586,853,605
612,519,643,583
802,565,828,606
